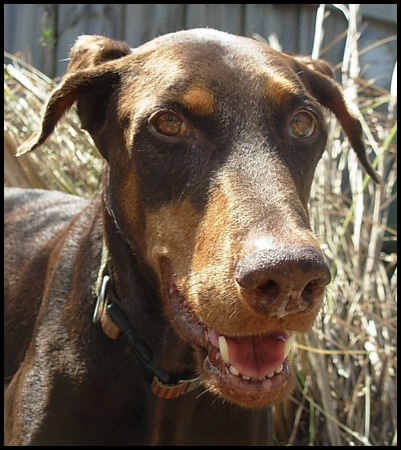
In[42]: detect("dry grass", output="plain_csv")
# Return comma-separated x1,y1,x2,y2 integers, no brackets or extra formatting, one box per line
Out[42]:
4,6,397,446
284,86,397,445
272,5,397,446
4,52,102,197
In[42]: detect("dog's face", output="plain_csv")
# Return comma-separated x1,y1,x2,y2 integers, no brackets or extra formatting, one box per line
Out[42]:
19,29,379,407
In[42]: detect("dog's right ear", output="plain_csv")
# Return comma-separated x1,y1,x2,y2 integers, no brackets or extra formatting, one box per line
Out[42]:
17,36,132,156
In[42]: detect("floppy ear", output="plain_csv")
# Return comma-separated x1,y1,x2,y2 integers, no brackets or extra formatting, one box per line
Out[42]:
294,56,381,184
17,36,132,156
67,35,132,73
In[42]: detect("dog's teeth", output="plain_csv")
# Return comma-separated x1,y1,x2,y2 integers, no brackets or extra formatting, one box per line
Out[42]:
241,375,251,380
284,334,296,358
229,365,240,376
275,364,283,374
219,335,230,364
267,372,275,378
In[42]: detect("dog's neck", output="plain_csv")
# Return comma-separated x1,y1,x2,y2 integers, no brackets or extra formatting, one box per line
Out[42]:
101,205,164,340
101,204,197,382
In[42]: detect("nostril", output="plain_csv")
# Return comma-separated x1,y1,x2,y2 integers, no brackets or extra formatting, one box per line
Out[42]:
301,279,326,303
235,245,331,316
256,279,279,301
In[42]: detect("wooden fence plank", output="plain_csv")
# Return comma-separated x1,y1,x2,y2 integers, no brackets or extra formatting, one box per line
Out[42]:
4,3,397,88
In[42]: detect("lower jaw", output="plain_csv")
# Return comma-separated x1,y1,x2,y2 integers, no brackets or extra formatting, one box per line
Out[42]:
195,346,292,408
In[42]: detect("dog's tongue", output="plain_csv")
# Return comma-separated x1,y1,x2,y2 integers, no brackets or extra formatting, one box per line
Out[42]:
226,333,287,378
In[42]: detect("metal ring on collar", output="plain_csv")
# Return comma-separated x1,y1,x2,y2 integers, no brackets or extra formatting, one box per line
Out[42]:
93,275,110,323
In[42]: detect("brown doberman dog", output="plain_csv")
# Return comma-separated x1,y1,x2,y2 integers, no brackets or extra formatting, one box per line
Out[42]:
4,29,380,445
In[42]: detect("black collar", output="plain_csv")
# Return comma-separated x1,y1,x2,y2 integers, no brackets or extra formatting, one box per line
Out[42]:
93,259,200,399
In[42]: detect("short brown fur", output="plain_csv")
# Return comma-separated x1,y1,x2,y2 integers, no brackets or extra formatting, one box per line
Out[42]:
4,29,379,445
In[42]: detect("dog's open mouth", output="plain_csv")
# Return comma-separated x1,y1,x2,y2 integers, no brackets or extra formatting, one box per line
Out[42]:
160,259,296,407
202,329,295,407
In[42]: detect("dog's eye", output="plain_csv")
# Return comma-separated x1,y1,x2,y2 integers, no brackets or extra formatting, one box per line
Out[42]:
151,111,185,136
289,111,316,139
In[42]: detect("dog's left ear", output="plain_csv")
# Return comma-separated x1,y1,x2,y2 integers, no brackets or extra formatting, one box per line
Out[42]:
67,35,132,73
17,36,132,156
294,55,381,184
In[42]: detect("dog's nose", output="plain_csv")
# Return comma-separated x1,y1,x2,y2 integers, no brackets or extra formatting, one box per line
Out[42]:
235,246,331,317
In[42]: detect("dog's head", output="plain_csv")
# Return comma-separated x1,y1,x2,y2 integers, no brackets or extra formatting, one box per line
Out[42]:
18,29,379,407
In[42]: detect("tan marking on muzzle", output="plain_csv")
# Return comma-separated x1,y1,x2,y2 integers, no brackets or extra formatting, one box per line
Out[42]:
145,199,202,281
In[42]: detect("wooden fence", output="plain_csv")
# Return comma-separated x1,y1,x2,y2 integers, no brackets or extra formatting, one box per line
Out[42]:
4,4,397,88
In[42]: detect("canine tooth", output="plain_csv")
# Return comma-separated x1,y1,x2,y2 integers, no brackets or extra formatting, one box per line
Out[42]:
275,364,283,374
267,372,275,378
219,335,230,364
229,365,240,376
284,334,296,357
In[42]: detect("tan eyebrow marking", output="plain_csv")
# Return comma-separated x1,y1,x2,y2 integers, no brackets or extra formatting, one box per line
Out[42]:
265,71,299,106
180,84,216,116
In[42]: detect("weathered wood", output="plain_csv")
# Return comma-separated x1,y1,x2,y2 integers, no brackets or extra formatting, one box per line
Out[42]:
4,3,397,88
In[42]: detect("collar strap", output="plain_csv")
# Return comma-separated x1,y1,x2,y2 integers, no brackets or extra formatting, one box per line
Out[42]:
93,272,200,399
